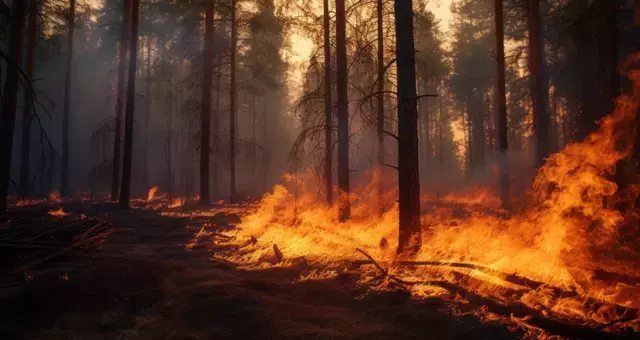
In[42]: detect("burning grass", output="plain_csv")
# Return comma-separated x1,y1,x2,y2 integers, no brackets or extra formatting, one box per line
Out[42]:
190,70,640,336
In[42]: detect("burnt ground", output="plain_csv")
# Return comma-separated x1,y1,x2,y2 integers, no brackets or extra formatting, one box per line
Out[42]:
0,201,554,339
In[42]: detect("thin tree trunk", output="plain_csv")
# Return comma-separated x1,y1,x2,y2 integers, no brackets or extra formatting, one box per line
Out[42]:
229,0,237,202
168,80,173,200
494,0,510,208
119,0,140,210
60,0,76,198
262,102,269,193
20,0,39,198
213,52,221,199
394,0,421,256
323,0,333,204
336,0,350,220
376,0,385,214
527,0,549,168
251,97,257,192
0,0,27,212
111,0,131,201
143,35,151,190
200,0,214,205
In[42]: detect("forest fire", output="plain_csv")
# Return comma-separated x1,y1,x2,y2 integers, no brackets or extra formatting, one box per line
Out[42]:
204,72,640,335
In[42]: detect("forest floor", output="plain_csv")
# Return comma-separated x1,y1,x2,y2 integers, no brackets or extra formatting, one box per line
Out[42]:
0,200,626,340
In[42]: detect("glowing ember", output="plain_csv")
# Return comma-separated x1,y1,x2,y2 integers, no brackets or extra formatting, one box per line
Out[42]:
48,208,69,217
48,192,61,202
169,197,185,208
147,186,159,202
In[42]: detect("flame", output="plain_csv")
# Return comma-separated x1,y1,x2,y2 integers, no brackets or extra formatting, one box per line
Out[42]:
193,68,640,333
48,192,61,202
147,186,159,202
169,197,185,208
47,208,68,217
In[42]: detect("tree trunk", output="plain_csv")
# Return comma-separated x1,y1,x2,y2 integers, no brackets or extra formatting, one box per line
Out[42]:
262,102,269,193
494,0,510,208
394,0,421,256
323,0,333,205
112,0,131,201
200,0,214,205
213,50,222,199
0,0,27,212
230,0,237,202
143,35,151,190
527,0,549,168
119,0,140,210
377,0,385,214
336,0,350,220
20,0,39,198
251,97,257,192
60,0,75,198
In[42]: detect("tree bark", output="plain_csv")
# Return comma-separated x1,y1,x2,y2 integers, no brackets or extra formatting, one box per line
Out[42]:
336,0,350,220
377,0,385,214
527,0,549,168
394,0,421,256
143,35,151,190
60,0,76,198
119,0,140,210
112,0,131,201
494,0,510,208
230,0,237,202
20,0,39,198
323,0,333,205
213,47,222,199
0,0,27,212
200,0,214,205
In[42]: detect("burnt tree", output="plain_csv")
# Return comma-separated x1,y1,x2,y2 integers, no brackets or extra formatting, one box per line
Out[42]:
394,0,421,256
200,0,214,205
230,0,237,202
0,0,27,211
336,0,350,220
323,0,333,204
60,0,76,198
494,0,510,208
528,0,549,168
111,0,131,201
119,0,141,210
377,0,385,214
19,0,39,197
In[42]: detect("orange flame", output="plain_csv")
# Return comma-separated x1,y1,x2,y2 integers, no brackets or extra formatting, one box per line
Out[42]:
147,186,159,202
47,208,68,217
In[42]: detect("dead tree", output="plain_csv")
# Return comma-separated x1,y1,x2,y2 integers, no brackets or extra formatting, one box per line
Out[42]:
19,0,39,198
119,0,141,210
111,0,131,201
394,0,421,256
200,0,214,205
323,0,333,204
336,0,350,220
494,0,510,208
60,0,75,198
0,0,27,212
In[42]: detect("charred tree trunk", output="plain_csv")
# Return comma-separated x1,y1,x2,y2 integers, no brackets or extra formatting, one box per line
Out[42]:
60,0,75,198
119,0,140,210
323,0,333,205
376,0,385,213
143,35,151,190
200,0,214,205
251,97,257,191
262,102,269,193
0,1,27,212
494,0,510,208
394,0,421,256
229,0,237,202
527,0,549,168
336,0,350,220
213,50,222,199
20,0,39,198
111,0,131,201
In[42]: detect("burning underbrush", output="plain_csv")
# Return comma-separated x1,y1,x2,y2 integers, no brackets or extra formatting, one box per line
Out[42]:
195,72,640,336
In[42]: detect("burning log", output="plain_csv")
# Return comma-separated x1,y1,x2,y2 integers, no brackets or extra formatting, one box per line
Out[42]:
273,244,283,263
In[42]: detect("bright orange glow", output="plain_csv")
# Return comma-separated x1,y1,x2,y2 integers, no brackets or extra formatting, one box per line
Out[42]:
147,186,159,202
47,208,69,217
190,67,640,333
